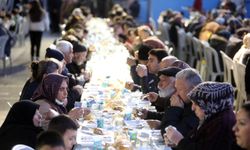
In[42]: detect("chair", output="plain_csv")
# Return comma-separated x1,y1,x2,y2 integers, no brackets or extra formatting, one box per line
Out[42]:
220,51,235,84
185,32,197,68
15,16,26,46
176,27,187,61
203,45,223,81
158,22,170,43
192,38,206,79
233,61,247,111
0,35,10,75
149,17,157,34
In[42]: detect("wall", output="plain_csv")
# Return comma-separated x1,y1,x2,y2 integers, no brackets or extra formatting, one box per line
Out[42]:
138,0,221,24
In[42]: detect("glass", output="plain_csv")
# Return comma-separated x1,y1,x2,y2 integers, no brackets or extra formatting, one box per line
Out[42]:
74,102,82,108
137,131,150,148
150,130,164,149
97,117,104,128
74,102,84,123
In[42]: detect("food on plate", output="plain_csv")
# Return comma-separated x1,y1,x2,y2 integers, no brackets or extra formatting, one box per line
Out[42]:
114,139,133,150
93,128,104,135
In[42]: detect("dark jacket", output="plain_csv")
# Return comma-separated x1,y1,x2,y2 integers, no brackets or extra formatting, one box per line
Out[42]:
146,96,171,120
67,61,86,76
140,72,159,94
62,67,81,111
176,108,236,150
140,73,163,112
19,78,39,100
245,58,250,97
160,102,199,136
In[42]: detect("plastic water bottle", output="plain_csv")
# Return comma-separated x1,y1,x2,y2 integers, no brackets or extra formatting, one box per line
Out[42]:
93,138,103,150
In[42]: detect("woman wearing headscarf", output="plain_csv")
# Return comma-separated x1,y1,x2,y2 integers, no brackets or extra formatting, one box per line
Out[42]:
233,102,250,150
164,82,236,150
0,100,43,149
32,73,88,121
32,73,68,114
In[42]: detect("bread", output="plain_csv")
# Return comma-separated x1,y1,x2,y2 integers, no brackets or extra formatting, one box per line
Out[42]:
93,128,104,135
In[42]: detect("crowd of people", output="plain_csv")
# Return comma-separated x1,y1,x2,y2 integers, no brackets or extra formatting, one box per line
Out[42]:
0,0,250,150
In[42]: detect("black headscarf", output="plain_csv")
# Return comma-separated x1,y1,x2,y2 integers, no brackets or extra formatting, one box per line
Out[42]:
1,100,40,128
0,100,43,149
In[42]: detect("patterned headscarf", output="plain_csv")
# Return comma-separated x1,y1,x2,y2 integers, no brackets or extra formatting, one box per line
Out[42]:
188,82,234,120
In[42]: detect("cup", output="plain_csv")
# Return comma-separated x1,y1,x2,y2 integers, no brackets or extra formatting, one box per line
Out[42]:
128,130,137,141
93,138,103,149
97,117,104,128
124,110,132,120
74,102,82,108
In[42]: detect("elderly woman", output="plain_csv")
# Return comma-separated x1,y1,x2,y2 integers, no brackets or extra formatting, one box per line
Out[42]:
32,73,88,121
164,82,236,150
0,101,43,149
233,33,250,64
233,103,250,150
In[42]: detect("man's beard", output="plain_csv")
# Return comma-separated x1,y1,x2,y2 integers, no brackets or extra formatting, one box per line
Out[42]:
158,86,176,98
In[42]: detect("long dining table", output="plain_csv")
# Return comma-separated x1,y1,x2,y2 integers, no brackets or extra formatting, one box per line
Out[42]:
74,18,171,150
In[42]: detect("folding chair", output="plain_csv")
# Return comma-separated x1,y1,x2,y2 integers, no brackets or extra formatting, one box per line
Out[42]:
204,45,223,81
0,35,10,75
233,61,247,111
185,32,197,68
220,51,235,84
176,27,186,61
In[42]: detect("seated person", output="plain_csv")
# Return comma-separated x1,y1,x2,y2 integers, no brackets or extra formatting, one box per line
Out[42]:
136,49,168,97
125,44,153,91
20,58,62,100
233,102,250,150
48,115,79,150
66,41,90,86
32,73,90,121
233,33,250,64
165,82,236,150
0,101,43,149
146,68,201,137
36,131,65,150
56,40,84,111
139,67,181,120
159,56,178,69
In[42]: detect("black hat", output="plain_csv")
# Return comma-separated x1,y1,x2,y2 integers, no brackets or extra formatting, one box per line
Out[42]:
158,67,182,77
45,48,64,61
72,42,87,53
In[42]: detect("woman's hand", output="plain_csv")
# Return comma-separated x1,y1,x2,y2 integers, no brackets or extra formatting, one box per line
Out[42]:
68,107,84,120
165,126,184,146
83,108,91,117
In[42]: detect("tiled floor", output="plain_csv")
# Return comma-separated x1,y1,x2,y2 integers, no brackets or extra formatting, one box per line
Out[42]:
0,32,59,125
